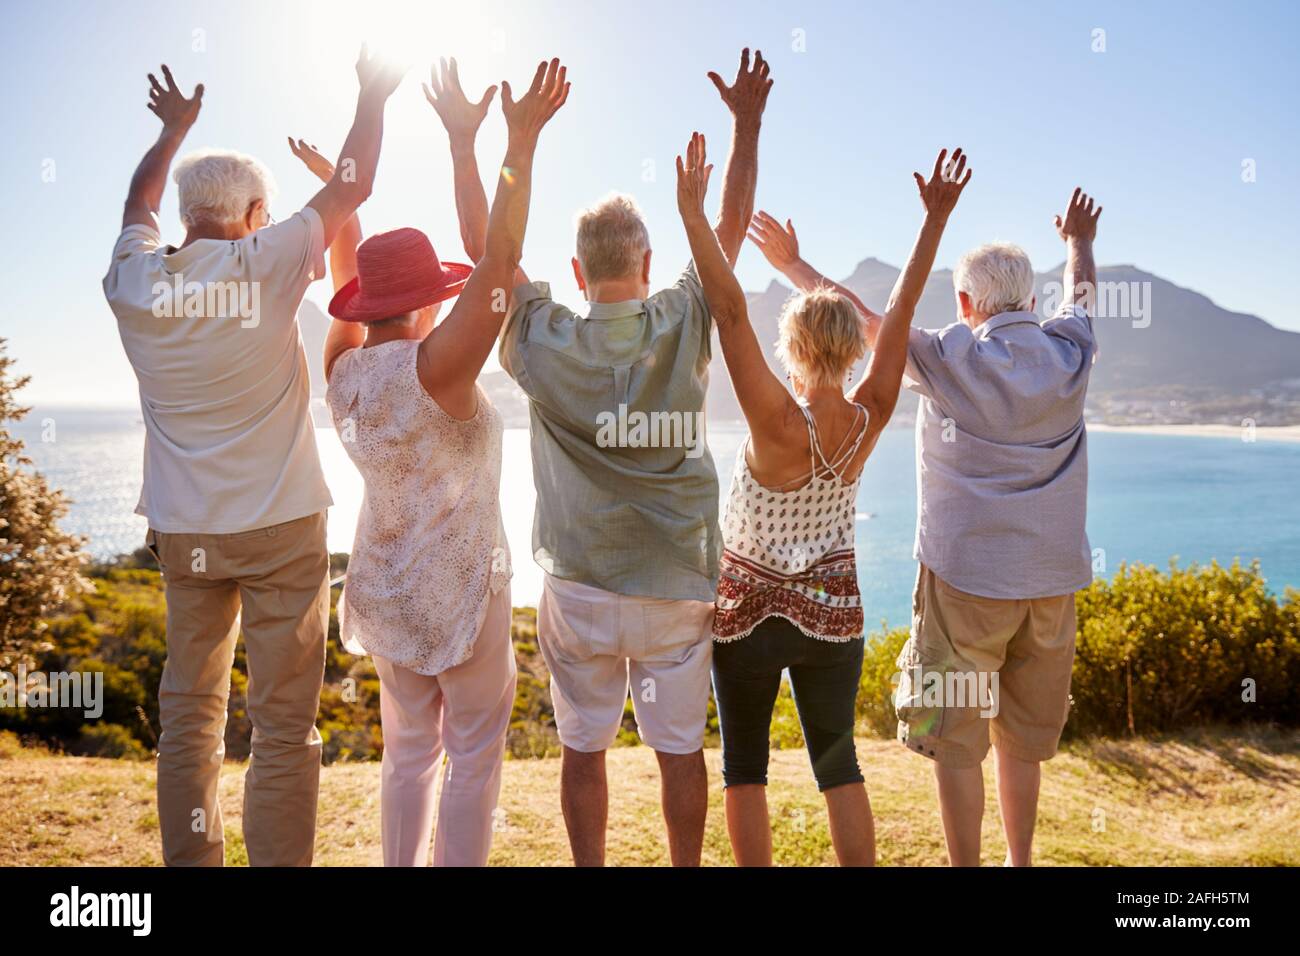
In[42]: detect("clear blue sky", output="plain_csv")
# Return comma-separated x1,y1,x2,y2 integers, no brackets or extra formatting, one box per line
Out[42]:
4,0,1297,406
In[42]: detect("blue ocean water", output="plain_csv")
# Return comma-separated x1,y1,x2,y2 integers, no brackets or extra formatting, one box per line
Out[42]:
15,407,1300,627
852,426,1300,628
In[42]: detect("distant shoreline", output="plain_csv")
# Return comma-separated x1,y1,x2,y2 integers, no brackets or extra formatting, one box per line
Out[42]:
1087,423,1300,443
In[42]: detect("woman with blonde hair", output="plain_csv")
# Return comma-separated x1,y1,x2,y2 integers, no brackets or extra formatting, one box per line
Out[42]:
674,133,971,865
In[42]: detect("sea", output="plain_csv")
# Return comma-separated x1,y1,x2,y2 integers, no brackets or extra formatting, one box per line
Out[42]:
15,406,1300,628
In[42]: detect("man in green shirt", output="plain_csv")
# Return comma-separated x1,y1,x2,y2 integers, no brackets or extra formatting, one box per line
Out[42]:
437,49,771,866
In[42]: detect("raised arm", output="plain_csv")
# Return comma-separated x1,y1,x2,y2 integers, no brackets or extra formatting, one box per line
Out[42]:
306,45,405,248
287,138,364,380
424,58,496,264
416,59,569,416
747,212,882,325
849,148,971,421
676,132,795,432
707,49,772,265
1056,187,1102,313
122,65,203,230
426,57,531,287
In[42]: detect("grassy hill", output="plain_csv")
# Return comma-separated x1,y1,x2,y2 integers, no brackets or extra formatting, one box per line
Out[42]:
4,726,1297,867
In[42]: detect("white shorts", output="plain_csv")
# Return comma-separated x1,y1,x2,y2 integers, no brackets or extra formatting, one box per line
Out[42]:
538,574,715,755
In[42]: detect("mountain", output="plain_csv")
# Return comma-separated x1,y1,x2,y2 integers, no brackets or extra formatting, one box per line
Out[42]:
296,264,1300,429
704,260,1300,425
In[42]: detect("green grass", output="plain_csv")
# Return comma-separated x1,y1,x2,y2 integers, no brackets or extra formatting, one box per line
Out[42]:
2,726,1296,866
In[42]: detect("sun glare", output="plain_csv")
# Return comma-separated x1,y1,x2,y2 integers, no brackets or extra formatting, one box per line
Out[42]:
344,0,498,72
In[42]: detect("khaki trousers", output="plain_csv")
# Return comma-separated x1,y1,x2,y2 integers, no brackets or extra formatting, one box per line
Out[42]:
148,512,329,866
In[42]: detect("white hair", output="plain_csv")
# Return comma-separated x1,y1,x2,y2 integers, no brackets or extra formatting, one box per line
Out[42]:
172,149,277,229
953,242,1036,317
574,193,650,283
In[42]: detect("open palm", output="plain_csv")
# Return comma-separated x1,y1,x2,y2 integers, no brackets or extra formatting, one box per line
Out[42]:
286,138,334,184
1055,187,1102,242
501,58,570,142
424,57,497,139
913,147,972,219
147,65,203,132
747,211,800,270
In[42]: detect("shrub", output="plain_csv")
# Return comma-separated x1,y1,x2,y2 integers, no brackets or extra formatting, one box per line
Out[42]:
0,729,42,759
850,561,1300,741
75,723,149,760
857,626,909,737
17,557,1300,759
1069,560,1300,736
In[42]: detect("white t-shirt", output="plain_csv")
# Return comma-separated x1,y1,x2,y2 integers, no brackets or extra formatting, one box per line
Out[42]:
102,208,333,533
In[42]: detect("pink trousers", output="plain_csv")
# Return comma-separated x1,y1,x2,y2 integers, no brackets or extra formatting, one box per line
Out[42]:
372,586,516,866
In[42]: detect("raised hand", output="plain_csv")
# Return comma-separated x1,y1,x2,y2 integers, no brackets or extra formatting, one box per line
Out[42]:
675,132,714,219
286,138,334,184
147,65,203,133
708,48,772,123
913,147,972,220
355,43,407,101
501,58,570,142
747,211,800,271
1055,187,1102,242
424,57,497,140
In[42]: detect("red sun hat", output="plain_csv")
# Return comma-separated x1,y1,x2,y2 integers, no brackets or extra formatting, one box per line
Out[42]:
328,227,473,323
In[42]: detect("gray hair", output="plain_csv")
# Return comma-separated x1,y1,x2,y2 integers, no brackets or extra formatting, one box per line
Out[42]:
574,193,650,283
953,242,1036,317
173,149,277,228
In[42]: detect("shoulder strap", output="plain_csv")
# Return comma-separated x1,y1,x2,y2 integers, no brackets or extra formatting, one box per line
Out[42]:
823,404,872,483
798,404,821,478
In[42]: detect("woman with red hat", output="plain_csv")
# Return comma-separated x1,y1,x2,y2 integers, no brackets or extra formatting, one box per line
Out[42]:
289,57,569,867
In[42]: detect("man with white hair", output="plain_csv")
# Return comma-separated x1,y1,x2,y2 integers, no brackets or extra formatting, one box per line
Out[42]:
894,188,1104,866
101,51,404,866
434,49,769,865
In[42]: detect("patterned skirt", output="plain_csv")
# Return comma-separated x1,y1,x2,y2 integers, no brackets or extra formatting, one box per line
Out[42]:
713,546,864,642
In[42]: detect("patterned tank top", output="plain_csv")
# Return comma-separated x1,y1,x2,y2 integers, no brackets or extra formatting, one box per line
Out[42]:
713,404,869,643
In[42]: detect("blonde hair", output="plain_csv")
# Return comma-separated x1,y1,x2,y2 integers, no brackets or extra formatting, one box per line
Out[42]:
953,241,1035,317
574,193,650,282
173,149,277,228
775,288,867,390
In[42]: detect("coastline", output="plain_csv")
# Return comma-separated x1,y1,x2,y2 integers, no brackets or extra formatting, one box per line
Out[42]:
1087,423,1300,443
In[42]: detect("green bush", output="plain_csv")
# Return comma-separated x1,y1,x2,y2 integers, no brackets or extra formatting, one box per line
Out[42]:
0,729,35,759
16,556,1300,760
769,686,805,749
1069,560,1300,737
847,560,1300,741
75,723,149,760
857,626,909,738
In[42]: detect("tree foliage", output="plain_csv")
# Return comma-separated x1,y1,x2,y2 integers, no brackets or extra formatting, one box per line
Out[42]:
0,339,89,667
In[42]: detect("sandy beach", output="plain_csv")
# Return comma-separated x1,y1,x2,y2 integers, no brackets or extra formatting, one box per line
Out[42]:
1087,423,1300,443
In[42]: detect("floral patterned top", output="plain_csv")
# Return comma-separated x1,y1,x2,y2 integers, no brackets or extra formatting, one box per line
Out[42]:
714,404,868,643
327,340,511,675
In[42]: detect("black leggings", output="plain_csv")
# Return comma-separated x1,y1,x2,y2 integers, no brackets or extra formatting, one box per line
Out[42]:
711,616,865,792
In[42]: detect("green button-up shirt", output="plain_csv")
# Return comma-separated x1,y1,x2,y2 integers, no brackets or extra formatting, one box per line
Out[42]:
499,264,721,601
